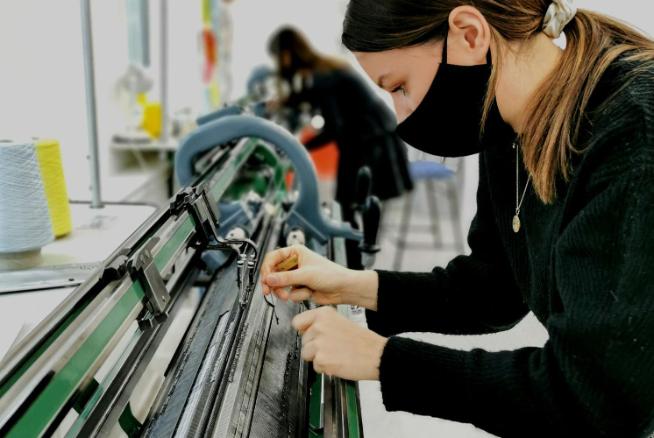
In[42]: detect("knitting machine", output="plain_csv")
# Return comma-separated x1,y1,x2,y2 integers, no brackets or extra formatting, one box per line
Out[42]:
0,109,383,437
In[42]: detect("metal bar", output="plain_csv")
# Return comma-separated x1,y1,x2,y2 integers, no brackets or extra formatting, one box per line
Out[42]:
4,283,145,436
208,139,257,202
323,375,337,438
65,324,142,437
344,381,362,438
80,0,103,208
208,217,280,438
143,273,236,437
0,142,250,399
0,138,263,435
0,213,193,418
78,269,200,437
160,0,169,144
0,284,118,424
0,276,100,379
126,0,150,66
0,262,101,294
154,215,195,273
0,216,195,430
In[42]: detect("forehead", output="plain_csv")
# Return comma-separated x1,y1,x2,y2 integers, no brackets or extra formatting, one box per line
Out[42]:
354,43,440,76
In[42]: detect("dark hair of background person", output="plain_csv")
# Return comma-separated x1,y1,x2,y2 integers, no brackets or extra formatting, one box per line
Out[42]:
342,0,654,204
268,26,347,79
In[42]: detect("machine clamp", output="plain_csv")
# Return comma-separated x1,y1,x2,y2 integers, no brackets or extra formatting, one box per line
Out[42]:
100,248,130,283
170,183,221,247
127,237,170,325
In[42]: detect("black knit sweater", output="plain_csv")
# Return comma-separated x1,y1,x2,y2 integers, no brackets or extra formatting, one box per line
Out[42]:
366,58,654,437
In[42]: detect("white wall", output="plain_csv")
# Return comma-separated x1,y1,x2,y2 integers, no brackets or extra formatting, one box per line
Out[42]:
0,1,206,200
0,1,651,204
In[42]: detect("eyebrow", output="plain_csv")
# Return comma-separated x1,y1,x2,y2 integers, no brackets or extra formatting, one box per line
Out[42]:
376,74,388,89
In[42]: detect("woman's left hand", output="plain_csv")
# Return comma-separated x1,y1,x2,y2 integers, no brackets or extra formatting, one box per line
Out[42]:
292,306,388,381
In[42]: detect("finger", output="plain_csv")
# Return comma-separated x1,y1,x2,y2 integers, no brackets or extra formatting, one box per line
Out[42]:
260,246,294,280
271,286,292,301
313,353,326,374
264,268,310,289
301,340,317,362
289,287,312,303
262,280,271,295
301,325,318,344
292,308,320,333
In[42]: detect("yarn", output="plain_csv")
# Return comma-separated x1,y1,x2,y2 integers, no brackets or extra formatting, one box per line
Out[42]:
0,140,54,258
35,139,72,237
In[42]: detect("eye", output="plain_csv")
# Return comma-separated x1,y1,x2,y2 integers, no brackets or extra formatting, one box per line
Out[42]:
391,85,407,96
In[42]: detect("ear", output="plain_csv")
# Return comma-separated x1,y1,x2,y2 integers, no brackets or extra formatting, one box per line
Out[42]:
447,6,491,66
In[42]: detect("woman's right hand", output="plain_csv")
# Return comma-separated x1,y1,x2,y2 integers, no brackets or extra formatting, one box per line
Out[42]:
260,245,378,309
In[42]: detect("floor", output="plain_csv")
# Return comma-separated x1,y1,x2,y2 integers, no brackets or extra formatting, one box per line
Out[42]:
358,179,549,438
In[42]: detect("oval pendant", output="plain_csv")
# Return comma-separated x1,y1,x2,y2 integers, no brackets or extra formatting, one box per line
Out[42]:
512,214,521,233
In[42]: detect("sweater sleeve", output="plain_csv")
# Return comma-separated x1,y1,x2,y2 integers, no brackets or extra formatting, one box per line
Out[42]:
377,168,654,437
303,128,334,150
366,155,528,336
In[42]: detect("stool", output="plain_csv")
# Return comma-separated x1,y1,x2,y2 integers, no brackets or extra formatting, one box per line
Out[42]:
392,159,466,271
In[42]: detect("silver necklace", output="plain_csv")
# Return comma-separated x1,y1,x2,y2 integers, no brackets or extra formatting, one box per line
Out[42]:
512,141,530,233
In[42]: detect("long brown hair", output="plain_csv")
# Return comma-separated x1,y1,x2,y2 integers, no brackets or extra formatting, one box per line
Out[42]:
343,1,654,203
268,26,347,79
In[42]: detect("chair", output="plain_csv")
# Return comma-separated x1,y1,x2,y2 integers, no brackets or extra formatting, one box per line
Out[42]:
391,155,466,271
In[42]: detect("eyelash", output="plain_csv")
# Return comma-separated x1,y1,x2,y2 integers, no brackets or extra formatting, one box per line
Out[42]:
392,85,406,96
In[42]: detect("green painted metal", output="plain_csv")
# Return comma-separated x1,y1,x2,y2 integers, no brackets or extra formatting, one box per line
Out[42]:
64,328,142,438
72,378,99,413
251,142,285,189
0,217,193,406
6,282,145,437
224,142,289,203
65,379,104,438
118,403,142,437
0,301,87,399
209,139,258,202
154,216,196,272
345,380,362,438
0,138,287,436
308,374,324,438
1,216,194,403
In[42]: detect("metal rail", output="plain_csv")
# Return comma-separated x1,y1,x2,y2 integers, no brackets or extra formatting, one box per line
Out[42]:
0,138,266,436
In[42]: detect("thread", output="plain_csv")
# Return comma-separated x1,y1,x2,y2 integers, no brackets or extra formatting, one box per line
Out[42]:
0,140,54,268
35,139,72,237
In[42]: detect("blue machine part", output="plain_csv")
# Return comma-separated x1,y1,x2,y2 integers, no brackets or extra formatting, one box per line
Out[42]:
196,105,244,126
246,65,274,97
175,113,362,244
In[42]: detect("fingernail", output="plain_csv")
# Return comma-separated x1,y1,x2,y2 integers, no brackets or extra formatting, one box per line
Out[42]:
266,274,278,286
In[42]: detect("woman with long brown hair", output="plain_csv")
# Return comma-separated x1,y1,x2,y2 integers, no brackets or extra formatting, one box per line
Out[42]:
261,1,654,436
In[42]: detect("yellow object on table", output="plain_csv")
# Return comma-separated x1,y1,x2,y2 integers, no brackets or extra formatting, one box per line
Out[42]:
142,101,162,139
35,139,72,238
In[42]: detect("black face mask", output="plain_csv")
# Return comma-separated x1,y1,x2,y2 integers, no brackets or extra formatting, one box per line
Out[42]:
396,36,514,157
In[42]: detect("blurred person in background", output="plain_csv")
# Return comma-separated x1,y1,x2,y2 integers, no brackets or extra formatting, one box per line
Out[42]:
268,26,414,267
